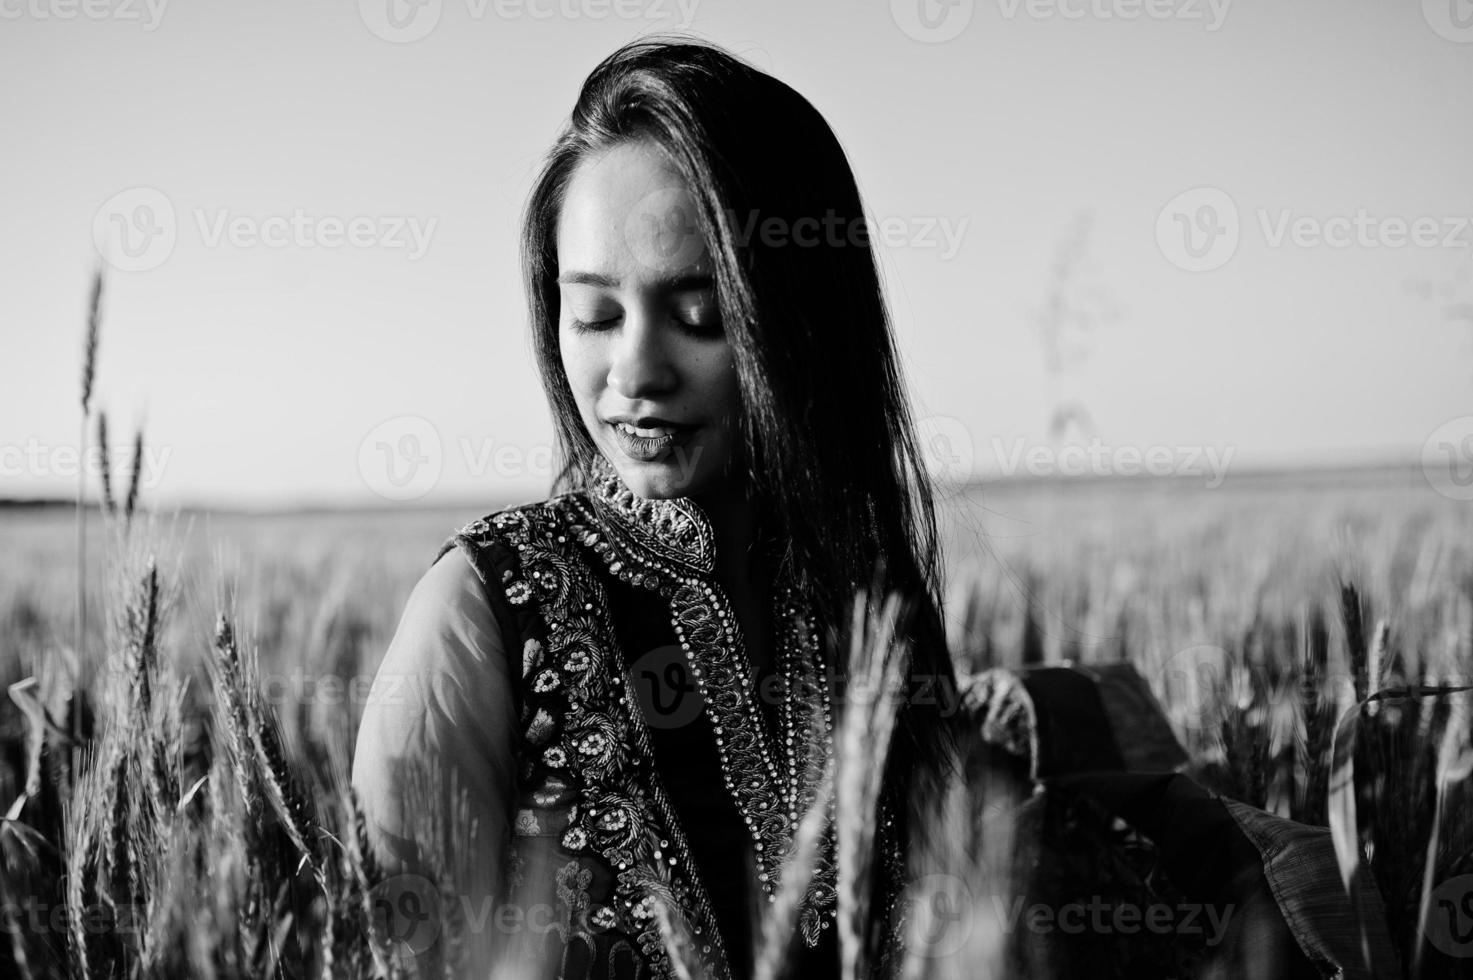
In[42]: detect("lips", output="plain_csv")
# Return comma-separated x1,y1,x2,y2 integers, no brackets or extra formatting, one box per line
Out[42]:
614,421,684,438
607,416,694,438
606,417,696,462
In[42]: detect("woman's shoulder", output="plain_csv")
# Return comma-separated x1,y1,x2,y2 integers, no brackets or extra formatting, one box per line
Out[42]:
446,489,590,550
353,549,515,761
351,535,525,819
393,546,505,669
351,544,523,894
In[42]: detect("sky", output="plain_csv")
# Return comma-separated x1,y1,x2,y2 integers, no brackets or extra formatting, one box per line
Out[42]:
4,0,1473,509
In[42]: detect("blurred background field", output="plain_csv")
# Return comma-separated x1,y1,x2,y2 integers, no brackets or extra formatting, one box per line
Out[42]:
3,456,1472,977
5,459,1465,776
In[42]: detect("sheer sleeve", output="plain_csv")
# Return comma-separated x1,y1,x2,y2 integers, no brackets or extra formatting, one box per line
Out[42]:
351,545,517,974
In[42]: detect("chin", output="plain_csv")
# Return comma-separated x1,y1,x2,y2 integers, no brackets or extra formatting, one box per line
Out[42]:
600,442,720,499
613,460,709,499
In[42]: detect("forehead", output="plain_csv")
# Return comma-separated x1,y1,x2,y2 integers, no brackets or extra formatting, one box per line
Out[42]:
556,140,711,285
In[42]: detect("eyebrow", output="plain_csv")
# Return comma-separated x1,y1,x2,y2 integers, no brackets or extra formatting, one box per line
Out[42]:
556,271,716,292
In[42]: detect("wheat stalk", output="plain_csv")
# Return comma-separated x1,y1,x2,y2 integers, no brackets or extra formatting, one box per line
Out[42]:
752,756,836,980
124,424,144,529
96,410,115,517
75,265,104,750
835,588,911,980
1411,690,1473,977
211,613,264,825
650,888,703,980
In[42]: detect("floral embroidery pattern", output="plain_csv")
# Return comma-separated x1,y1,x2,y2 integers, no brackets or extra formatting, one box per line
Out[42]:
446,500,728,980
437,457,899,978
581,455,840,926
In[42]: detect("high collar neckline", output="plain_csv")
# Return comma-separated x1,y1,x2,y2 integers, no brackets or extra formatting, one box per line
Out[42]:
584,453,719,577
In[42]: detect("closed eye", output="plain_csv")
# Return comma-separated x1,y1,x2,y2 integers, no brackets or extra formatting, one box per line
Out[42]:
567,312,723,339
568,314,619,333
675,312,723,339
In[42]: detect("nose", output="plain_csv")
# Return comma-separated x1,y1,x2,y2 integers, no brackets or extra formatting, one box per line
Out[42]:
606,309,677,399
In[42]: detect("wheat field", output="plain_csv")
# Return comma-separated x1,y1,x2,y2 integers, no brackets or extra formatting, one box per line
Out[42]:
3,458,1472,977
3,271,1471,980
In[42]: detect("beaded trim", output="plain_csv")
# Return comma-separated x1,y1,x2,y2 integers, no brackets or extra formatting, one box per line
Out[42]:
575,464,839,935
585,454,716,577
446,460,868,977
454,502,734,980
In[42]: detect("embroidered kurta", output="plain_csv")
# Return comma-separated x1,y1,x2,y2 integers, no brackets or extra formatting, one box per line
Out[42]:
351,453,1418,979
353,457,893,979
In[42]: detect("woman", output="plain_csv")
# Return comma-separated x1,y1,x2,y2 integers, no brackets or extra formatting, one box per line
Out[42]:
351,34,1432,980
352,36,961,980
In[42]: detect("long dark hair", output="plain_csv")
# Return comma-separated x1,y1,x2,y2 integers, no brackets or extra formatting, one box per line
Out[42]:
520,33,962,961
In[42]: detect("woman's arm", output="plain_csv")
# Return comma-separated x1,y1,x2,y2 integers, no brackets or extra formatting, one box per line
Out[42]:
351,546,518,974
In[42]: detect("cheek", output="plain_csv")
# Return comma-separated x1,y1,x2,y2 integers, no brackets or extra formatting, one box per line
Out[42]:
558,328,606,408
694,352,741,419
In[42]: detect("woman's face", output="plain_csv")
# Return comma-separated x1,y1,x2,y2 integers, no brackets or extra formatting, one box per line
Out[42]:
556,139,740,500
